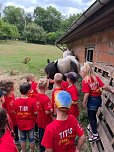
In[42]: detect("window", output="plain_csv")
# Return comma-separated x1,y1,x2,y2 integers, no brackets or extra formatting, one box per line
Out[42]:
85,48,93,62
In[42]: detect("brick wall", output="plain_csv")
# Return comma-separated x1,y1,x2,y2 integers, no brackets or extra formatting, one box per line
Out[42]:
69,28,114,66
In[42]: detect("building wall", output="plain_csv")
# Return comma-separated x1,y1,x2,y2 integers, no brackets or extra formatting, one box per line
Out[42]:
69,27,114,66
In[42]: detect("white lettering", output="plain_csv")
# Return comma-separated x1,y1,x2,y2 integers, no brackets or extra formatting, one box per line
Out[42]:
59,128,73,139
19,106,28,111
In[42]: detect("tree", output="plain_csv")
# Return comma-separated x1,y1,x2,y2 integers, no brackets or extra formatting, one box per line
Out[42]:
60,13,82,32
3,6,25,36
34,6,62,32
46,31,64,44
0,19,19,40
23,23,46,44
25,13,33,26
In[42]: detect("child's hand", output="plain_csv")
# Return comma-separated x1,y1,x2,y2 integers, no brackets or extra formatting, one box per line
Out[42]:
82,102,86,109
75,147,80,152
111,89,114,93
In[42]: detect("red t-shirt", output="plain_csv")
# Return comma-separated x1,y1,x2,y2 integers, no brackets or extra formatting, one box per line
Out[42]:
31,81,38,94
52,88,63,112
3,95,17,126
0,130,18,152
61,81,68,90
28,81,38,98
66,85,79,118
82,76,104,97
14,97,38,130
36,93,52,129
42,115,84,152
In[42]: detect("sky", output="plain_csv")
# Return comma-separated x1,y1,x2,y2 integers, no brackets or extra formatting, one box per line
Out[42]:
0,0,96,17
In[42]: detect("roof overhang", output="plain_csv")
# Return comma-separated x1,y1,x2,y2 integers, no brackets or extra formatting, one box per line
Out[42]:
56,0,114,44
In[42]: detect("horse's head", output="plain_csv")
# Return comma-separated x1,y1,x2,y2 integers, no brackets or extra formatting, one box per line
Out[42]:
45,60,59,90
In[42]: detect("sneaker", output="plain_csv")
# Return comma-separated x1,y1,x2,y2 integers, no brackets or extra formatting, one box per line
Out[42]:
87,126,92,133
88,133,99,142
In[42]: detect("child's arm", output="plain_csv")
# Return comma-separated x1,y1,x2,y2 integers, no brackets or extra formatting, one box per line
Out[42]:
45,110,51,114
76,134,85,152
45,149,53,152
82,93,89,108
103,85,113,93
72,100,78,105
34,111,38,115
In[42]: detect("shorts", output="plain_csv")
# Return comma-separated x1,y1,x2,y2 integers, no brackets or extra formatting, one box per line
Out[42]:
19,128,35,144
87,96,102,111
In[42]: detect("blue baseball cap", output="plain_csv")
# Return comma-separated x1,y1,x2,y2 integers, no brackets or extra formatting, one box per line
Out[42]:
55,91,72,109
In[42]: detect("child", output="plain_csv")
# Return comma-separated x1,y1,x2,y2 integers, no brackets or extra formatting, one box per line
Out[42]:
0,108,19,152
0,80,19,143
26,74,38,97
51,73,63,115
41,91,85,152
36,78,52,152
65,72,79,118
14,82,38,152
81,62,114,142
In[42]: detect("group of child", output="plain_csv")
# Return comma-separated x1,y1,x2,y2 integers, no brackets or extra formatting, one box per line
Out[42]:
0,62,113,152
0,71,85,152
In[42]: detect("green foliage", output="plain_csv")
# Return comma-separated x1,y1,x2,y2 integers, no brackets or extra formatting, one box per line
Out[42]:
0,19,19,40
3,6,25,36
23,23,46,44
34,6,62,32
61,13,82,32
1,5,82,44
46,31,64,44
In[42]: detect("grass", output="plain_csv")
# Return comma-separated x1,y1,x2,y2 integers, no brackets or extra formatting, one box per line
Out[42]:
0,41,62,76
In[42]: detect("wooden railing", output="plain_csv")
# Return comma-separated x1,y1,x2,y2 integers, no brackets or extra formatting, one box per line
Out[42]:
91,63,114,152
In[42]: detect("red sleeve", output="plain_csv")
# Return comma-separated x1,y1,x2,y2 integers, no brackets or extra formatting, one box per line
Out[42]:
61,81,68,90
74,118,84,137
44,96,51,111
51,90,55,111
72,86,78,101
41,126,54,149
68,86,78,101
32,99,39,113
96,76,104,87
82,79,90,93
13,99,18,113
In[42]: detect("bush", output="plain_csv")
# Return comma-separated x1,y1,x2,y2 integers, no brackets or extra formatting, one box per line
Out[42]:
46,31,63,44
23,23,46,44
0,19,19,40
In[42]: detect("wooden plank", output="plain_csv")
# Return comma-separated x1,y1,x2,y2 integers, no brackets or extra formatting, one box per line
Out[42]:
95,73,111,85
103,91,114,104
97,120,114,152
98,106,114,134
91,142,99,152
101,120,112,141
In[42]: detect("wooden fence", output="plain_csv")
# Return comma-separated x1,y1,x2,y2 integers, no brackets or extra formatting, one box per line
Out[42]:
91,63,114,152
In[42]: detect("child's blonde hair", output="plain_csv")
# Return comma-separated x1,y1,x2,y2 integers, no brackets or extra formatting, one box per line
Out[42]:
38,78,49,90
81,62,97,83
26,74,35,82
54,73,63,84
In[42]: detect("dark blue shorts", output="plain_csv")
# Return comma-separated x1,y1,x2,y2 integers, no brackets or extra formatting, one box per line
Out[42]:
87,96,102,111
19,128,35,143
